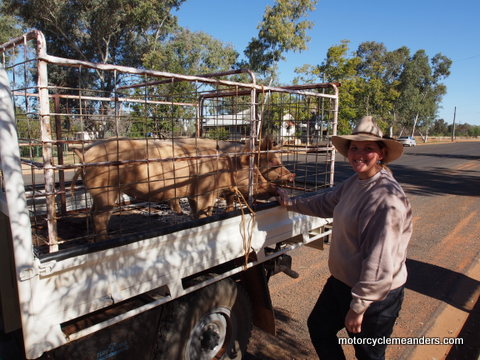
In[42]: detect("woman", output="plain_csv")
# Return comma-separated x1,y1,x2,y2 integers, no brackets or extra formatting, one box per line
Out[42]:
277,116,412,360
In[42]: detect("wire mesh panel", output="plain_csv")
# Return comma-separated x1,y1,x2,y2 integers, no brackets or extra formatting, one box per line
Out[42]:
201,85,338,193
1,31,338,254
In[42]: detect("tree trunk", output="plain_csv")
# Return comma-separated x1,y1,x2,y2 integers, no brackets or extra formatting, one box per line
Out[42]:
418,130,428,143
411,113,419,137
390,112,396,138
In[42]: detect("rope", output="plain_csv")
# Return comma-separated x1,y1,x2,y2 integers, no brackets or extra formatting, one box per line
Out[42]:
231,186,256,268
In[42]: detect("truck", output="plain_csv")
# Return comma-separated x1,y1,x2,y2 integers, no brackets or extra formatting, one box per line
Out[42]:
0,31,339,359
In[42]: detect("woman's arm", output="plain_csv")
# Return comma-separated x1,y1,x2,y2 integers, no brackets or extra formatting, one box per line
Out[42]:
276,181,345,218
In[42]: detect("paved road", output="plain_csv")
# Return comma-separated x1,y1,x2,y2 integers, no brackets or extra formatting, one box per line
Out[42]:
246,141,480,360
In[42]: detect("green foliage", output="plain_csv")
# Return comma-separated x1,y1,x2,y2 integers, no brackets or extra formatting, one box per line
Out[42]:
294,40,452,136
15,113,41,140
243,0,318,75
0,13,22,44
293,41,361,134
2,0,185,94
448,123,480,137
5,1,463,141
143,28,238,75
2,0,183,64
2,0,318,90
206,127,229,141
429,118,449,136
431,119,480,138
127,96,196,138
468,126,480,137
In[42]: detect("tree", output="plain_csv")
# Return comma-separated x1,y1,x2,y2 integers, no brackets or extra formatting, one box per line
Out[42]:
294,40,361,134
243,0,318,79
382,46,410,136
142,28,238,75
2,0,189,138
429,118,449,136
354,42,397,126
293,40,452,137
468,125,480,137
0,12,22,44
395,50,451,137
2,0,320,87
3,0,320,138
2,0,185,91
448,123,480,137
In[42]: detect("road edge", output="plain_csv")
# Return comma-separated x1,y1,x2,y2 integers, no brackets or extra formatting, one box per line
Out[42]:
400,252,480,360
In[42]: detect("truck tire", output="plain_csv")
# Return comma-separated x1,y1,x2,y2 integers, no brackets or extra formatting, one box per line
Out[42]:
153,277,252,360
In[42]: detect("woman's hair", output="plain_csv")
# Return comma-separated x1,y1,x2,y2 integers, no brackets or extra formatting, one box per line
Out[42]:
376,141,392,173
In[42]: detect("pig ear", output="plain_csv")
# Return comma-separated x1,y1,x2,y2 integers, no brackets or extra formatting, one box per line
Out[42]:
71,147,85,162
261,135,274,150
240,143,252,165
239,154,250,166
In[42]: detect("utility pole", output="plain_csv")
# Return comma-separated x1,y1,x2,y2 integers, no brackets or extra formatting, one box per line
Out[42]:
451,106,456,142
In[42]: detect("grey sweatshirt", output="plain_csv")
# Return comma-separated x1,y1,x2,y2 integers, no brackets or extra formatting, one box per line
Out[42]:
288,169,412,314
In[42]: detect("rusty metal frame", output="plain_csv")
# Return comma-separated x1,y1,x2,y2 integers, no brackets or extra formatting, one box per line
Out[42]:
1,30,339,253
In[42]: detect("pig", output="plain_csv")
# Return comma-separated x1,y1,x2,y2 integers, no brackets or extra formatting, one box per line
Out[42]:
173,136,295,212
72,138,277,241
175,136,294,184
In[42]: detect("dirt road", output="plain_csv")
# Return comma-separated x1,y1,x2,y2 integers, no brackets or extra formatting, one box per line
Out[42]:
246,141,480,360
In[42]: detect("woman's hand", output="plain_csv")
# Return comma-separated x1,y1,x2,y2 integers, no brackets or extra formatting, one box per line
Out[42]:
345,308,364,334
276,188,292,207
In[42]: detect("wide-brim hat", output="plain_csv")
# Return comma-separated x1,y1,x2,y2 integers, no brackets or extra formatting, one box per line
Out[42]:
331,116,404,163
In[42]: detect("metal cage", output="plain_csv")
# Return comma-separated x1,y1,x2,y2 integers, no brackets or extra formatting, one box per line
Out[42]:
1,31,338,254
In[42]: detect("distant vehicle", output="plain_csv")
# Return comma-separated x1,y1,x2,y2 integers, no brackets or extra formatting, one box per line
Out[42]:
397,136,416,147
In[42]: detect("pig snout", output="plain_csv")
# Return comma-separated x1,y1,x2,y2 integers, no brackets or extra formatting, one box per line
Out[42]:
279,168,295,182
265,165,295,184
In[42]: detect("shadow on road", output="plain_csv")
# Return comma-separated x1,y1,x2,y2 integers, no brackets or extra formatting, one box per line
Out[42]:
405,258,479,312
333,161,480,198
392,165,480,198
405,259,480,358
404,152,480,161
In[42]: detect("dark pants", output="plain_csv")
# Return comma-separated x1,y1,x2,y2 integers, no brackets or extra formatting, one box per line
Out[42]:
307,276,404,360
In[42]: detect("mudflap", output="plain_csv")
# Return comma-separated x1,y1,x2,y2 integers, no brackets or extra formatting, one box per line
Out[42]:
239,265,276,336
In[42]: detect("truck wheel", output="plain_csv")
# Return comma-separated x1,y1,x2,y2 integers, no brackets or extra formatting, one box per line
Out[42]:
154,277,252,360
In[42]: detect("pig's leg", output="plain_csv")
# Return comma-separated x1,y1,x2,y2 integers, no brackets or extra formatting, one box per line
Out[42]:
187,198,198,218
90,191,117,242
192,192,216,218
169,198,183,215
187,197,213,218
224,192,236,212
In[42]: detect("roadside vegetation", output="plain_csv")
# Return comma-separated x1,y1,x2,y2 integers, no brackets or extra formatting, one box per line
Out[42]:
428,119,480,137
293,40,453,138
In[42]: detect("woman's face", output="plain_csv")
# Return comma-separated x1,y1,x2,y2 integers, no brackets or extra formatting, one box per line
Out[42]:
347,141,385,179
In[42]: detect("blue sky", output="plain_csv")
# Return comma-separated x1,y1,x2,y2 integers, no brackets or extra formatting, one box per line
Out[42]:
175,0,480,126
